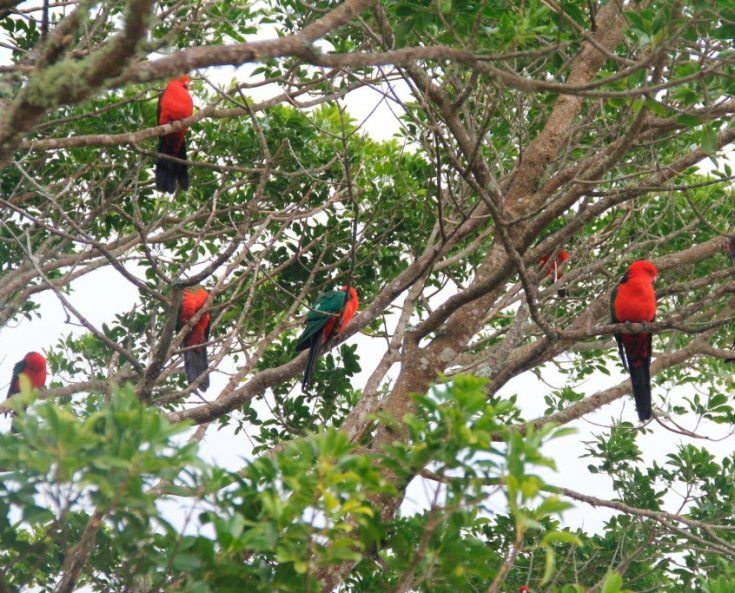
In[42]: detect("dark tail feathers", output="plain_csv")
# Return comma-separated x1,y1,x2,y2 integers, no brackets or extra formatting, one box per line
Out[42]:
184,347,209,392
302,335,323,394
156,134,189,193
628,364,652,421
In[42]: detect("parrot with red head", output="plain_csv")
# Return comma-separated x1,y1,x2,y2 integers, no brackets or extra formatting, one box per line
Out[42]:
7,351,47,399
295,285,359,392
518,587,530,593
539,248,571,297
610,260,658,421
156,75,194,193
6,351,47,432
178,286,211,391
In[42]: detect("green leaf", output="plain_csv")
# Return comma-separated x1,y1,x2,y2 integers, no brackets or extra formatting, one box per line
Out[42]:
601,572,624,593
701,125,718,155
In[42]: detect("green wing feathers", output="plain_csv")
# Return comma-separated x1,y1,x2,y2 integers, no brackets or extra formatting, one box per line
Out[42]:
609,284,619,323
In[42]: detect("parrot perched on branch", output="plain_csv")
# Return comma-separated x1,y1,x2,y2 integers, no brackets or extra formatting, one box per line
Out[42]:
295,285,359,392
610,260,658,421
539,248,571,297
178,286,211,391
6,351,47,432
156,75,193,193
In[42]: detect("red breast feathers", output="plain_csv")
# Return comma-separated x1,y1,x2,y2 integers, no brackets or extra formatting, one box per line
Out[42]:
337,286,359,333
614,260,657,323
181,287,210,348
23,351,47,388
159,75,193,126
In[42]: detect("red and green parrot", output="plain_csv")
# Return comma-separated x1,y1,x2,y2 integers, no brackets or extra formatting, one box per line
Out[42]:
6,351,47,432
178,286,211,391
539,247,571,297
295,285,359,392
7,351,47,398
610,260,658,421
156,75,194,193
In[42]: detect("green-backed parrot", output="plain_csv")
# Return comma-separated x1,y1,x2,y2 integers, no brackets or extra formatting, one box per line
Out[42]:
295,285,359,392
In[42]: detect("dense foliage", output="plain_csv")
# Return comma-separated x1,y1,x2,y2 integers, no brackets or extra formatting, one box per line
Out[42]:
1,0,735,591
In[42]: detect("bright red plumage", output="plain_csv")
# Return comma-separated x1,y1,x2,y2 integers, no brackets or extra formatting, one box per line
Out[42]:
539,248,571,295
613,261,657,323
181,286,210,347
179,286,211,391
612,260,657,420
338,286,359,329
156,75,194,193
8,351,47,396
159,76,193,125
6,351,46,433
540,248,570,278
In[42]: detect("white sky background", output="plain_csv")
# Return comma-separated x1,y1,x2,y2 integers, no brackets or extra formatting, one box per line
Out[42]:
1,9,734,544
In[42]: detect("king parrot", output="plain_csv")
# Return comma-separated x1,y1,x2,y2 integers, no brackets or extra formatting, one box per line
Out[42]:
6,351,47,432
539,248,571,297
610,260,657,421
295,285,359,392
178,286,211,391
156,75,194,194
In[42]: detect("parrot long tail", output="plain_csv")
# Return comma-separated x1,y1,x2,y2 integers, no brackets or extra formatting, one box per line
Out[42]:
302,333,323,393
628,363,652,421
156,133,189,193
621,333,652,421
184,347,209,392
